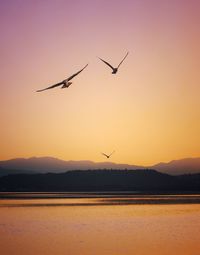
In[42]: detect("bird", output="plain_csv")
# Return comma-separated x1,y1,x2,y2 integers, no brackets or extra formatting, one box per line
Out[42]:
36,64,88,92
98,52,129,74
101,151,115,159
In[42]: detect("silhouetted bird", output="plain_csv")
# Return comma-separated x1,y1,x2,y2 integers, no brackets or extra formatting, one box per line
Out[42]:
98,52,129,74
101,151,115,159
36,64,88,92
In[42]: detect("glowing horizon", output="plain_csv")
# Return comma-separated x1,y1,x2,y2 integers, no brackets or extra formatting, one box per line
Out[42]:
1,0,200,166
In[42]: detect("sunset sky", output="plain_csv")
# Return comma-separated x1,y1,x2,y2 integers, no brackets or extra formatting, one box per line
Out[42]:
0,0,200,165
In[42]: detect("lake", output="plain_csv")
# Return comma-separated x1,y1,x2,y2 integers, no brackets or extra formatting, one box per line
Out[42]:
0,193,200,255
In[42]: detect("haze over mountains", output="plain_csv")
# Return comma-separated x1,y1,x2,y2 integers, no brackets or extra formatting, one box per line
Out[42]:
0,157,200,177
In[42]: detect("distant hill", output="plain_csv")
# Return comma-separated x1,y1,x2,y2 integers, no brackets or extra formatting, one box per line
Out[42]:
0,166,36,177
153,158,200,175
0,169,199,192
0,156,200,176
0,157,143,175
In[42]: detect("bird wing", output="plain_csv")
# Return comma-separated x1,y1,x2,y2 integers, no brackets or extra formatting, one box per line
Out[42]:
98,57,115,71
101,152,108,157
117,52,129,68
36,81,64,92
108,150,115,157
67,64,88,81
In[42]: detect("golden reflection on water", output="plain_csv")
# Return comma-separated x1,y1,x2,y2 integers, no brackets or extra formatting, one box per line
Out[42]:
0,197,200,255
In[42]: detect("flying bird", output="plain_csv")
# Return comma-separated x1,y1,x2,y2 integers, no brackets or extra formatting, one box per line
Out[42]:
101,151,115,159
36,64,88,92
98,52,129,74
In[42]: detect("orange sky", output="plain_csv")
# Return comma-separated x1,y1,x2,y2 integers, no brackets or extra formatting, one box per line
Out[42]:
0,0,200,165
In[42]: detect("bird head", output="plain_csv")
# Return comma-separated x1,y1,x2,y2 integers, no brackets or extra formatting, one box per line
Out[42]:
112,68,118,74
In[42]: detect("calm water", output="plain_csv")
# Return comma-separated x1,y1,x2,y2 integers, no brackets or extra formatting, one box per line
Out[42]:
0,193,200,255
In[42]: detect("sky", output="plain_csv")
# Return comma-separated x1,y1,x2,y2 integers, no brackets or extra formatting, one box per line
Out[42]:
0,0,200,165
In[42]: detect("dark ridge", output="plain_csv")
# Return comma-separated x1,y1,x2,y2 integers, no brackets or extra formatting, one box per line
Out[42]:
0,169,199,192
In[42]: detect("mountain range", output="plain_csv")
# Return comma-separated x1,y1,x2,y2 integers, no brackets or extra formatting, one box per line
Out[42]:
0,156,200,177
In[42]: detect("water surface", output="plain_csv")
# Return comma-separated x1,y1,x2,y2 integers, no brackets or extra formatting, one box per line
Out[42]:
0,193,200,255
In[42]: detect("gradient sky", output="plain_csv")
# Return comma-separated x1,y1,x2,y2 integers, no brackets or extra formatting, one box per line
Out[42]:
0,0,200,165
